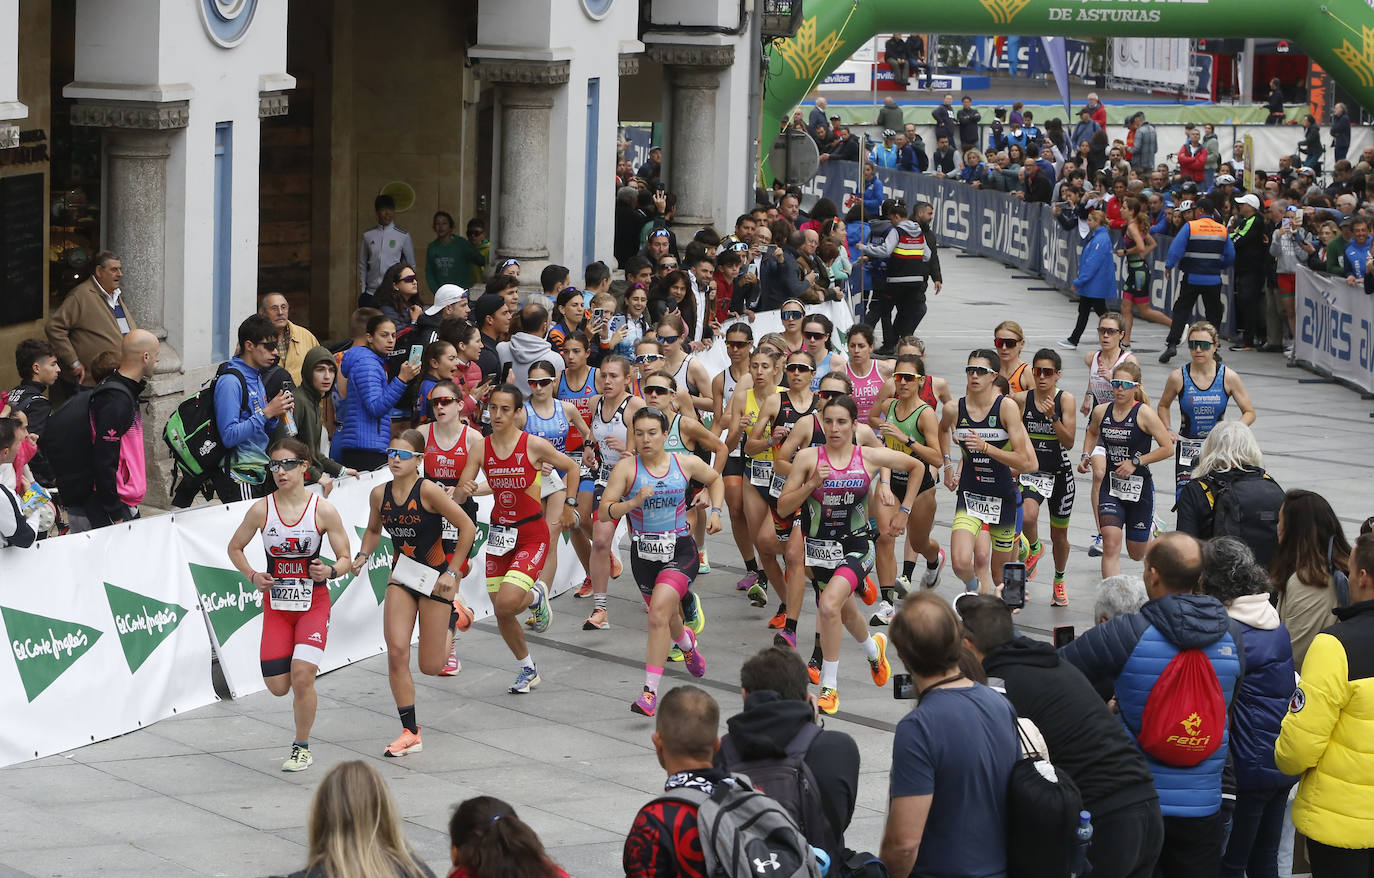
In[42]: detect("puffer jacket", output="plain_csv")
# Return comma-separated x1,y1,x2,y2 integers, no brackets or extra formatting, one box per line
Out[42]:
331,345,407,456
1061,592,1245,817
1226,594,1300,791
1276,600,1374,850
1073,226,1117,300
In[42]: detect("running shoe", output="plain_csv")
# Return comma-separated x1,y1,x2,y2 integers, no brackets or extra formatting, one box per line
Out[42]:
384,728,423,757
575,577,594,598
282,743,312,772
609,552,623,579
1056,339,1077,350
817,687,839,715
508,666,541,694
869,600,895,626
767,604,787,629
869,633,891,687
893,575,913,599
1051,578,1069,607
683,645,707,678
1152,515,1167,539
773,629,798,649
1017,533,1031,563
1025,542,1045,580
1087,534,1104,557
747,580,769,608
668,645,684,662
857,575,879,606
452,597,475,632
736,571,759,592
921,549,946,588
683,591,706,635
582,607,609,630
698,550,710,575
808,656,822,684
527,582,553,634
631,687,658,716
1159,344,1177,364
439,642,462,677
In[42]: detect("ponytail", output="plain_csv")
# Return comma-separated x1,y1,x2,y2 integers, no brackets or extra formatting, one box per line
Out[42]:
449,796,561,878
1112,361,1150,407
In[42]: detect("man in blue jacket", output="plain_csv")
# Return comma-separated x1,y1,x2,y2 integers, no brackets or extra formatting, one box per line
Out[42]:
330,313,421,471
1061,532,1244,878
214,315,293,503
1160,196,1235,363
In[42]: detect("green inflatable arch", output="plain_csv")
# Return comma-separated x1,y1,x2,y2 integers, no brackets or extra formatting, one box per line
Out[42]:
763,0,1374,174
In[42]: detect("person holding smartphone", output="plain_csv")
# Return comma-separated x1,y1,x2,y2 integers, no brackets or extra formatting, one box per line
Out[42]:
333,315,421,471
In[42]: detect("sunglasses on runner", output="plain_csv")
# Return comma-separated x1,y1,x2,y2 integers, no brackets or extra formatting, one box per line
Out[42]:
1110,379,1139,389
726,340,752,349
1187,339,1214,351
644,385,672,395
1098,327,1122,336
817,389,841,400
784,363,814,373
267,458,307,473
657,335,680,346
428,396,459,408
386,448,419,460
965,365,997,377
528,377,555,388
781,310,805,321
634,354,663,364
993,337,1022,349
893,372,919,382
803,331,828,341
1033,367,1058,378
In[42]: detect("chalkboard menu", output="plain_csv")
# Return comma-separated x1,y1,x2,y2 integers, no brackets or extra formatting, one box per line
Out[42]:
0,173,45,326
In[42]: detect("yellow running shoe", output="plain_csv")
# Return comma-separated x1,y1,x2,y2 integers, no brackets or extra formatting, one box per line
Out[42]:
817,687,839,715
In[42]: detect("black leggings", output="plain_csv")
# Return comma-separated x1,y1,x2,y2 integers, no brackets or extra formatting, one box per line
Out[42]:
1308,840,1374,878
1068,297,1108,344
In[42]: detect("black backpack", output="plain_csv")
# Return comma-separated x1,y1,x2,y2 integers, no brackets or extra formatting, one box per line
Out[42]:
162,364,248,489
1200,471,1285,566
1005,720,1085,878
37,380,136,504
654,776,822,878
719,724,834,859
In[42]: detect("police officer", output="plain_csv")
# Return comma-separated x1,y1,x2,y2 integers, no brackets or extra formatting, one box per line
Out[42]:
358,194,416,309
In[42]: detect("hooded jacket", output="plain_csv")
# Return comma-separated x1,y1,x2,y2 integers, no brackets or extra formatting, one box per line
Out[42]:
215,357,276,485
1225,593,1299,791
276,345,344,482
1073,225,1116,300
499,332,565,393
1061,592,1244,817
715,691,859,866
985,636,1158,819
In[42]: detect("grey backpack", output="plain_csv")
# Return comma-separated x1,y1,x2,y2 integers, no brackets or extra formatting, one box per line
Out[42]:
656,775,823,878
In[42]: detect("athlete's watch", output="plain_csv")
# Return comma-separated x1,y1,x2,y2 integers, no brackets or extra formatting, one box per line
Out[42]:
565,496,579,507
1131,452,1143,468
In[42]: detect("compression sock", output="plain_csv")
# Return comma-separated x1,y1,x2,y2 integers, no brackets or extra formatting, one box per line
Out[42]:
595,593,608,612
863,636,881,661
645,666,663,692
398,705,418,734
784,617,798,634
821,660,840,689
903,560,918,580
674,628,697,652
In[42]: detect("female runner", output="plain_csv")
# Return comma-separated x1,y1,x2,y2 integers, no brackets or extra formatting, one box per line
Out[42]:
1155,320,1255,496
938,350,1038,594
1012,350,1077,606
353,430,476,757
722,348,786,608
519,361,596,598
746,350,816,643
843,324,891,423
415,340,460,423
584,356,642,629
556,331,601,597
777,395,922,715
1081,312,1137,558
644,372,727,581
600,406,724,716
1116,196,1169,347
1079,361,1174,577
802,314,845,390
993,320,1031,393
778,299,807,353
656,313,713,413
479,385,578,692
418,379,483,676
711,322,762,592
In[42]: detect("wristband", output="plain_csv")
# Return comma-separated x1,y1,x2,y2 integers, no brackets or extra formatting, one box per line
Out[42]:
899,505,911,514
710,507,722,517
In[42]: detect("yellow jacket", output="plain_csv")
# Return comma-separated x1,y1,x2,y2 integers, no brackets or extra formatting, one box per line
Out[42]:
279,320,321,387
1274,601,1374,849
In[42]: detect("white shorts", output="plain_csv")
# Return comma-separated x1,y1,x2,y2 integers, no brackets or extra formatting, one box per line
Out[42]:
540,470,566,499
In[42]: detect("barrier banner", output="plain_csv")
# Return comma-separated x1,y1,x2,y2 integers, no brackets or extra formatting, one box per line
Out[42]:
1294,267,1374,393
0,516,218,767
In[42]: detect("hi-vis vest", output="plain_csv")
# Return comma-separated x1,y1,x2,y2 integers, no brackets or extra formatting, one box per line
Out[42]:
888,222,931,285
1178,217,1228,280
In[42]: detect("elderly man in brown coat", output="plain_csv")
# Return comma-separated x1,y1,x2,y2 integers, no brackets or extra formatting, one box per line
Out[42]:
45,251,137,388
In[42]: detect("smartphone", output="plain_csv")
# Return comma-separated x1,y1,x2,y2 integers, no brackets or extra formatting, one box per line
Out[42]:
609,314,625,332
892,673,915,700
1053,625,1076,648
654,180,666,193
593,307,606,323
1001,562,1027,609
408,344,424,367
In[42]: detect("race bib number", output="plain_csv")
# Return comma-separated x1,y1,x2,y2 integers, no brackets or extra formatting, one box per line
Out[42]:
769,472,787,499
963,492,1003,523
391,553,440,597
596,463,613,487
268,580,312,612
1019,472,1056,499
442,519,460,541
1178,438,1204,467
635,532,676,562
1110,473,1145,503
750,458,774,487
487,524,518,556
804,538,844,567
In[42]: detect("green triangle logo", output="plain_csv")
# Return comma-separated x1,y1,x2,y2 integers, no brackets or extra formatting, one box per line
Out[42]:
187,563,263,644
1,606,103,702
319,556,354,606
353,526,395,604
103,582,189,674
471,522,489,557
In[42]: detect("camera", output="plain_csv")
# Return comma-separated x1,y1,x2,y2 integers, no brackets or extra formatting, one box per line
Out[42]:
1001,562,1026,610
893,673,915,700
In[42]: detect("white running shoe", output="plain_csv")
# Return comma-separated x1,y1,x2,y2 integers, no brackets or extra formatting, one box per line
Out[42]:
921,549,947,588
869,600,896,626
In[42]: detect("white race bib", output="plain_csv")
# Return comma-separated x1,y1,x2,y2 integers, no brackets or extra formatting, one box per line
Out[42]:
442,519,460,541
769,472,787,499
963,492,1003,523
1019,472,1056,498
635,531,676,562
750,458,774,487
1178,438,1204,467
487,524,518,556
391,552,440,597
269,580,312,612
1109,473,1145,503
804,538,844,567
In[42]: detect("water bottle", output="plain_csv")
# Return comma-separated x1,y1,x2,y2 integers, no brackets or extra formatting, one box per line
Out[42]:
283,408,298,437
1070,810,1093,876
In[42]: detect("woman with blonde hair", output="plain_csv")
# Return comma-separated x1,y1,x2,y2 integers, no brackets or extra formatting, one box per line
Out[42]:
1175,420,1285,568
298,760,435,878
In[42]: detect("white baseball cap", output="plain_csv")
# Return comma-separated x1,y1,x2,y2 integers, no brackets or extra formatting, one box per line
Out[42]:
425,284,468,316
1235,193,1261,210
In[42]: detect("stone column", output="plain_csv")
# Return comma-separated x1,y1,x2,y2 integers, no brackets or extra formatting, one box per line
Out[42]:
472,59,569,273
648,44,735,233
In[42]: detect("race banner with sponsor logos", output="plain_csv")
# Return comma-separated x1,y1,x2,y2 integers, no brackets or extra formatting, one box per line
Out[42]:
1294,266,1374,393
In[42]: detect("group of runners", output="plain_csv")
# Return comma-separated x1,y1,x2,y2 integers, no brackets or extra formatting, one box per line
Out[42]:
225,299,1257,767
